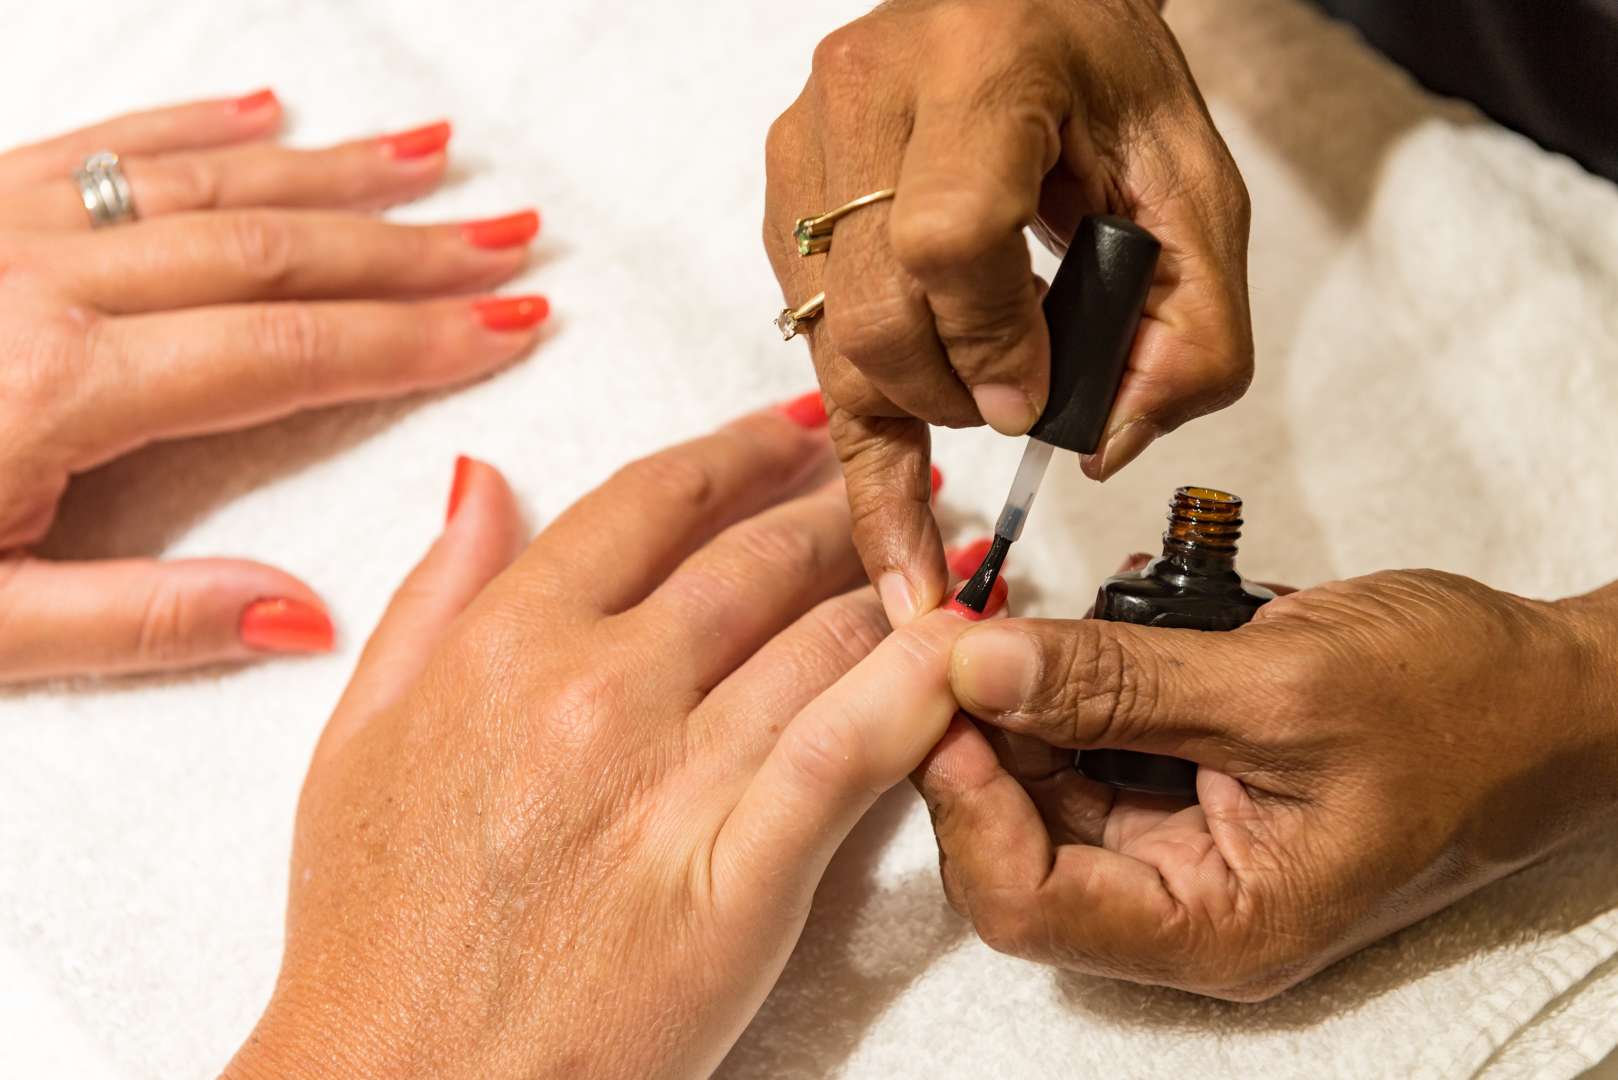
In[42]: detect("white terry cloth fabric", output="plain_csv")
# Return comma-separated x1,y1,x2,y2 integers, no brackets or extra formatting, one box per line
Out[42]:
1,0,1616,1075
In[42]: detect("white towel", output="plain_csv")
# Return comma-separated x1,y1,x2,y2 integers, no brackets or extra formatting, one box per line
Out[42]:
1,0,1615,1075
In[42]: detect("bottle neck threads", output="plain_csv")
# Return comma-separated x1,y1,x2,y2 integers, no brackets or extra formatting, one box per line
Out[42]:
1161,486,1242,570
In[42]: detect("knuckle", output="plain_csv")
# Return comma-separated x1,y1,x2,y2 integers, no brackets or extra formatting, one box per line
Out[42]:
161,155,221,212
730,518,826,582
824,293,915,371
820,363,893,417
613,451,716,515
800,596,889,668
890,193,1013,280
133,577,192,666
251,302,333,394
971,895,1042,959
1051,625,1152,744
810,24,879,87
224,211,297,289
781,707,872,798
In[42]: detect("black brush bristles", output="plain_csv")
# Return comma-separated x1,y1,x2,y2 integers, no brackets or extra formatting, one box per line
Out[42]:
954,534,1011,613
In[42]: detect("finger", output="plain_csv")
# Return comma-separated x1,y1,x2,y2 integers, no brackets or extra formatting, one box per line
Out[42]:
0,90,284,192
0,122,456,231
694,586,889,764
949,617,1266,764
502,397,835,617
630,480,864,694
0,554,330,683
320,455,525,763
888,62,1065,434
49,208,534,313
1080,133,1254,481
74,295,549,465
974,723,1116,847
831,409,948,627
913,713,1055,917
713,579,1011,905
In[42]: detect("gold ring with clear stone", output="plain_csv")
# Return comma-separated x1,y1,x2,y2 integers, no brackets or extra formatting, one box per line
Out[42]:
775,291,825,341
792,188,896,256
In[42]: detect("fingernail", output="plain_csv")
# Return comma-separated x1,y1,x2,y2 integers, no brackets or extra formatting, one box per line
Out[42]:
461,210,541,250
446,454,474,523
474,295,550,332
239,598,334,654
1087,417,1159,481
951,622,1037,711
226,88,279,115
972,383,1040,436
379,120,452,160
778,390,828,429
946,536,995,581
945,577,1009,621
878,571,921,628
930,464,944,499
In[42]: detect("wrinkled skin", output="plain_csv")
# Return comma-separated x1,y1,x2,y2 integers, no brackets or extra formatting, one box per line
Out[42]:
918,568,1618,999
764,0,1252,626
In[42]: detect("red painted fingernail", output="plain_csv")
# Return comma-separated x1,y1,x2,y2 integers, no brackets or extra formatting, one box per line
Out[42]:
227,88,278,115
239,598,334,654
946,577,1009,621
474,295,550,331
947,536,996,581
930,464,945,498
461,210,541,249
446,455,474,523
380,120,452,160
779,390,828,429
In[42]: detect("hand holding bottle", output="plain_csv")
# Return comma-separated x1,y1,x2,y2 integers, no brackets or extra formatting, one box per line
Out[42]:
914,569,1618,999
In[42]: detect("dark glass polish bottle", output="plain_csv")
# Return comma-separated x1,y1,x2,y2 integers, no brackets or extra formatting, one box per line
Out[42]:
1076,487,1274,798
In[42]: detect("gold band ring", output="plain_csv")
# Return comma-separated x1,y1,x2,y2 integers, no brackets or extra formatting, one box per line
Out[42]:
793,188,896,256
775,291,825,341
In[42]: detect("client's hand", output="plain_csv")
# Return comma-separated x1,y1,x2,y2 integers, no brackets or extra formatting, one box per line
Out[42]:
765,0,1252,626
223,399,1009,1079
917,569,1618,999
0,91,548,681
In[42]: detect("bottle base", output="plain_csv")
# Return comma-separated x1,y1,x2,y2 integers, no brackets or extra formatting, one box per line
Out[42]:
1076,749,1198,798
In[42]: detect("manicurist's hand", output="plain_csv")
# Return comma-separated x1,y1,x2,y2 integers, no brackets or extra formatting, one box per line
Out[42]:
0,91,549,682
765,0,1253,626
917,569,1618,999
223,398,1011,1080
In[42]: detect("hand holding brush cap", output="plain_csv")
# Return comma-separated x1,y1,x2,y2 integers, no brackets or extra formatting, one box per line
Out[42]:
955,216,1161,612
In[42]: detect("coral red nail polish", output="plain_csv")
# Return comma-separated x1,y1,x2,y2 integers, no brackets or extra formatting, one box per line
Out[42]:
779,390,828,429
227,88,279,115
446,455,473,522
461,210,541,249
380,120,452,160
473,295,550,331
931,464,945,498
947,536,996,581
946,577,1008,621
239,598,334,653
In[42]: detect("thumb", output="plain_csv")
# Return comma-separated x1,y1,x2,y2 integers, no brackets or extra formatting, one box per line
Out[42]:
830,408,947,628
949,616,1265,768
317,455,525,765
0,554,332,683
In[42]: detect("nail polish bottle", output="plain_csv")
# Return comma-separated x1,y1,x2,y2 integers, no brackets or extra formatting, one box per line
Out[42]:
1076,487,1273,797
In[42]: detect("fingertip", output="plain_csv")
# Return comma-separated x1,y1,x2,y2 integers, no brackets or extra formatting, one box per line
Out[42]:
442,454,525,560
239,596,335,654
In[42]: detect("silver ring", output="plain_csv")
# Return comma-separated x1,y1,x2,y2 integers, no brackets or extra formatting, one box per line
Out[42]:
73,151,137,228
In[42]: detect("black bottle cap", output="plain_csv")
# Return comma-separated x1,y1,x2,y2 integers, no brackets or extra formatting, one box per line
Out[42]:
1028,216,1162,455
